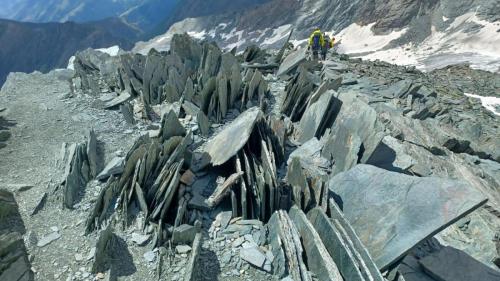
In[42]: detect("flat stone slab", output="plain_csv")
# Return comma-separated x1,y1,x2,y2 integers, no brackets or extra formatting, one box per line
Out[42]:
277,48,307,77
328,164,487,271
204,107,262,166
240,246,266,268
37,231,61,247
419,246,500,281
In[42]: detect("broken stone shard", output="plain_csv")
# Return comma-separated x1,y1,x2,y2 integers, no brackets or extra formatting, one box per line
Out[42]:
204,107,263,166
328,164,488,271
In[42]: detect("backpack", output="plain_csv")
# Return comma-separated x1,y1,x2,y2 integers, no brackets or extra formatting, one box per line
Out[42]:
312,34,321,49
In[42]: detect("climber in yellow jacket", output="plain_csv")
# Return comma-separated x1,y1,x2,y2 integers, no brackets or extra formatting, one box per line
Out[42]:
308,27,325,60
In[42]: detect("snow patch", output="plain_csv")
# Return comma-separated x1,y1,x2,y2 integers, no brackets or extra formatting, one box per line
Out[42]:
262,24,292,46
464,93,500,116
96,46,121,57
336,23,408,54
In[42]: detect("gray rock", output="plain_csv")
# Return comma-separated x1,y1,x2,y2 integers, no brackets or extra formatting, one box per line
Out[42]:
328,164,488,271
184,233,203,281
0,130,11,142
277,48,307,77
197,110,210,137
289,206,343,281
63,142,90,208
131,233,150,246
143,251,156,263
120,102,136,125
103,91,132,109
297,90,341,143
240,246,266,268
172,224,199,245
160,110,186,141
0,233,34,281
204,107,262,166
87,128,99,178
175,244,192,254
96,157,125,181
267,210,311,281
36,231,61,247
419,246,500,281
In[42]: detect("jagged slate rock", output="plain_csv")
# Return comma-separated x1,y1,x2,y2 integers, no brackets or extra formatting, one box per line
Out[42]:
323,61,349,73
160,110,186,142
0,189,17,218
0,130,11,142
289,206,343,281
197,110,210,137
380,79,414,99
184,232,202,281
205,107,263,166
92,225,114,274
172,224,198,245
288,138,331,178
307,207,366,281
64,142,89,209
176,244,192,254
267,211,311,281
217,74,229,117
322,93,385,173
366,136,417,173
297,90,341,143
307,79,342,108
96,157,125,181
87,128,99,178
287,157,311,211
199,43,222,85
0,233,34,281
277,48,307,77
120,102,136,125
103,91,132,109
182,100,200,117
240,246,267,268
328,199,385,281
418,246,500,281
170,34,202,72
328,164,488,271
163,83,180,104
36,231,61,247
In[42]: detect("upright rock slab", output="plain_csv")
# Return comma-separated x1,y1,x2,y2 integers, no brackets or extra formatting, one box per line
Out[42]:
328,164,488,271
289,206,343,281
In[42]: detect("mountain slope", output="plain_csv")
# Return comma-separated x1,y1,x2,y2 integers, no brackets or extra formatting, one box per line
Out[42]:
0,0,179,33
0,18,138,85
136,0,500,72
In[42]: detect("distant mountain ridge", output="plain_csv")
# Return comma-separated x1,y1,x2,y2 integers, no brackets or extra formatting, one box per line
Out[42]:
0,18,138,85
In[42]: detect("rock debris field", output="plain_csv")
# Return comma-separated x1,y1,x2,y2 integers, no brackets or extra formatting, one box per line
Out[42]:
1,34,500,281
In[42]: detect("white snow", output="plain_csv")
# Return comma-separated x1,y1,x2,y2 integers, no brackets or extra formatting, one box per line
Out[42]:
187,30,208,40
336,23,408,54
67,56,76,70
96,46,121,56
261,24,293,46
464,93,500,116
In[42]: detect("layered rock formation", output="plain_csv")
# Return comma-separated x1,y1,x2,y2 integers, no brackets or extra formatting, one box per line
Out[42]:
1,33,499,280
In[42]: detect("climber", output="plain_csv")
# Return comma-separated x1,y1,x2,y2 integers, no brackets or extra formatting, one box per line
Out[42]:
308,27,325,60
321,33,334,60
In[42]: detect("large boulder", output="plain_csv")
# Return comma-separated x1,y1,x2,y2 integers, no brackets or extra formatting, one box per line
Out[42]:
328,164,488,271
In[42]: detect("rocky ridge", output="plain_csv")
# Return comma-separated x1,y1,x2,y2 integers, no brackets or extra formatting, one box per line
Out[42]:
0,34,499,281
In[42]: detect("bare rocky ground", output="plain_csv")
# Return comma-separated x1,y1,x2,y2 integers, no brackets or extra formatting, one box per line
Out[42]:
1,34,500,281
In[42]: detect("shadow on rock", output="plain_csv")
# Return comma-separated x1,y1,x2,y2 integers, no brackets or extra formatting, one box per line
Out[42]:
197,248,221,281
